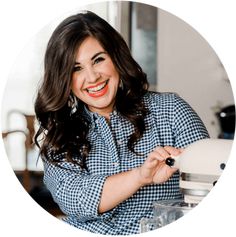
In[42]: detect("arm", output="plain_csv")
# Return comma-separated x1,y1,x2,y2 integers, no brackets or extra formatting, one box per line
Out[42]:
44,156,153,217
98,147,181,213
98,168,141,213
44,148,171,218
99,94,209,213
43,158,108,220
44,141,181,217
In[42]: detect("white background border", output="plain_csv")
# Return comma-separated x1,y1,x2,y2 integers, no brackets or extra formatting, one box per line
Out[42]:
0,1,235,236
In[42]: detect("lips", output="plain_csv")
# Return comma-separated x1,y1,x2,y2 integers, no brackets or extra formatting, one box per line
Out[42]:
86,80,109,98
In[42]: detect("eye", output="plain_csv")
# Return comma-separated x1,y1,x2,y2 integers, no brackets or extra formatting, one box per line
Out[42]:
73,65,82,72
93,57,105,65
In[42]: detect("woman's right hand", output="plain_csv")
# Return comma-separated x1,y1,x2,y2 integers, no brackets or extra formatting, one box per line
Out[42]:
136,152,160,186
137,146,183,186
99,146,183,213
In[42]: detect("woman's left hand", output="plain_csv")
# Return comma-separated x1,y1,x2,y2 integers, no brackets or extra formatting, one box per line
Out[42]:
152,146,183,184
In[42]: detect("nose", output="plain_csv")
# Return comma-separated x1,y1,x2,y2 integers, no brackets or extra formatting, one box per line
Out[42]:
85,66,99,83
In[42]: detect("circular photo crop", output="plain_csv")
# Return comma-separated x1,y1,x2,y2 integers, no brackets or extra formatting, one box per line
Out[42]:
1,1,235,236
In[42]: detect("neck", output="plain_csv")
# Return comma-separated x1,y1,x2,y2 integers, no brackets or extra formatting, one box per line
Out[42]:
87,106,113,121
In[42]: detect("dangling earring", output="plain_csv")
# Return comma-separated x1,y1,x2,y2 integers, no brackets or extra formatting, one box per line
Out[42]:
119,79,124,90
68,93,78,115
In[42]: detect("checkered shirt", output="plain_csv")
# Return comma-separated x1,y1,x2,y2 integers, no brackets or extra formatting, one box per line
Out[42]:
43,92,209,235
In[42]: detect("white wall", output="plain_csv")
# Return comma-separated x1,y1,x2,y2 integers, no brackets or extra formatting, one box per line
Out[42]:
157,9,234,138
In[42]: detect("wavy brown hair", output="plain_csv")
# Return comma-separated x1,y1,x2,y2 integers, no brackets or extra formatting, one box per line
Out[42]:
34,11,149,169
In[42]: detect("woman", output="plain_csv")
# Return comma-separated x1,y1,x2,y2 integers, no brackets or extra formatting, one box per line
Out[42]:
34,11,209,235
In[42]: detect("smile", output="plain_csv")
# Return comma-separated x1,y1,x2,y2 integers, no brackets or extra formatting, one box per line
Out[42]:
86,80,109,97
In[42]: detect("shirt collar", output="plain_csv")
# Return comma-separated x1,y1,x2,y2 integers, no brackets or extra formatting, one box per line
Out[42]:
83,105,99,123
83,105,118,124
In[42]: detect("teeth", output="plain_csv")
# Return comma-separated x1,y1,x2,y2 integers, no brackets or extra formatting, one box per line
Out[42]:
87,81,107,93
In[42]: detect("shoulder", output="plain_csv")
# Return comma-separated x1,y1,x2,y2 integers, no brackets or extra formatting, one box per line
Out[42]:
142,91,184,111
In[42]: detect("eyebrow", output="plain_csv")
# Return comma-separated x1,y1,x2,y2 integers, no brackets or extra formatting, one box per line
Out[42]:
74,51,106,65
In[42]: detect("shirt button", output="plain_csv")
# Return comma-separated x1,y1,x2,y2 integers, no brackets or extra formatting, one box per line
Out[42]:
111,218,116,224
117,140,122,145
112,162,119,167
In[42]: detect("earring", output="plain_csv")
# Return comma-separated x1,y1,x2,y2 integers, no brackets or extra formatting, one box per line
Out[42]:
119,79,124,90
68,93,78,115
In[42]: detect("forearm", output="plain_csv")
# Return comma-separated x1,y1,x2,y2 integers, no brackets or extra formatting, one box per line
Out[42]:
98,168,143,213
98,147,179,214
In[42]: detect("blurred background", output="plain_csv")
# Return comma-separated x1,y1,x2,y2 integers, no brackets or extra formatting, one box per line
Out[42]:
1,1,235,218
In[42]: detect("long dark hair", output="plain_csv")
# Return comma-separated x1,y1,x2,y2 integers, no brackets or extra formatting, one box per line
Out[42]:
34,11,149,169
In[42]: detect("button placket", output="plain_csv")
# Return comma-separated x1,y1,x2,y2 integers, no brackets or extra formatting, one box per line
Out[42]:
96,116,120,170
111,115,124,146
111,162,119,167
117,140,123,146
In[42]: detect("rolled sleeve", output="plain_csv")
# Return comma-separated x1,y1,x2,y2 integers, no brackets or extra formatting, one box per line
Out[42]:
43,160,108,221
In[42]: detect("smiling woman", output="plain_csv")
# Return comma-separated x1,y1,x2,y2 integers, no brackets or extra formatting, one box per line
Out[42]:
33,11,209,235
71,37,120,118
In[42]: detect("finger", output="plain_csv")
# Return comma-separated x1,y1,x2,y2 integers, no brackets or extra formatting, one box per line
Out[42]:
164,146,183,156
145,153,162,166
154,147,171,159
153,167,177,184
145,159,158,169
150,151,168,163
179,148,184,153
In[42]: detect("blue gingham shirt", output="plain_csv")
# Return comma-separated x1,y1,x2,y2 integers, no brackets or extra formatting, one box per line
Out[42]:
43,92,209,235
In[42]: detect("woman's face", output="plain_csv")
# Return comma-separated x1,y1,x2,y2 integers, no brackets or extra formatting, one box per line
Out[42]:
71,36,120,118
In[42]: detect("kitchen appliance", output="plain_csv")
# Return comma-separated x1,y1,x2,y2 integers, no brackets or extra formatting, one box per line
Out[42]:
216,105,235,139
140,138,233,233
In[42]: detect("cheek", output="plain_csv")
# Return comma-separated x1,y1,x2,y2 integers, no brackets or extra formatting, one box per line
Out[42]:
71,76,83,95
105,62,120,80
111,68,120,86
